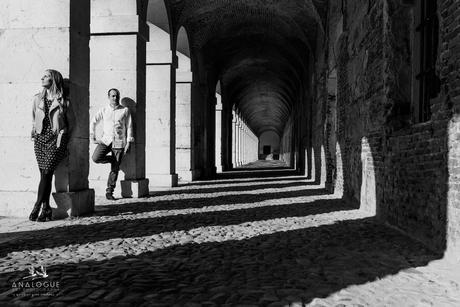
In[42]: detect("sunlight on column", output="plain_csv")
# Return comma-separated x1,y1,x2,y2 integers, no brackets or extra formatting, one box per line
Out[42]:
447,115,460,261
320,145,327,187
360,137,376,215
335,142,344,198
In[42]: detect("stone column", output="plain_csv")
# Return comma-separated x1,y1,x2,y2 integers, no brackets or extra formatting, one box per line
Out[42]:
190,80,206,179
238,117,243,166
215,95,223,172
176,53,193,183
236,115,241,167
90,0,149,198
244,122,248,165
242,122,246,165
90,0,149,197
0,0,94,218
232,110,237,169
204,95,217,178
224,101,233,171
252,133,257,162
145,23,178,187
239,117,243,166
241,122,245,166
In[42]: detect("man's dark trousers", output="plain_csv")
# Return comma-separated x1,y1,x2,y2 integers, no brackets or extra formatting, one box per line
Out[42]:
92,143,124,194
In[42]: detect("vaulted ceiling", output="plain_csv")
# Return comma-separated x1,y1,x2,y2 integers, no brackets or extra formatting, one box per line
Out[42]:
150,0,325,136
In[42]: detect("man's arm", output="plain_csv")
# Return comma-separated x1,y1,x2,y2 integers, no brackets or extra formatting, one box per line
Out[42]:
90,108,104,143
126,108,134,143
124,108,134,154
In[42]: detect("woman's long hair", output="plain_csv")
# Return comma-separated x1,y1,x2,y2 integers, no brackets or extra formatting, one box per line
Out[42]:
43,69,65,100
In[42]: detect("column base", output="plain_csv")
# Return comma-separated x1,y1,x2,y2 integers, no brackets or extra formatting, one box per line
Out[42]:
177,171,193,183
222,163,231,171
121,179,150,198
216,165,223,173
53,189,95,219
202,167,216,179
148,174,178,188
192,169,202,180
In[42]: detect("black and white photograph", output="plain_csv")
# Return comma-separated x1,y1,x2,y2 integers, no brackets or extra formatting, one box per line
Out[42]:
0,0,460,306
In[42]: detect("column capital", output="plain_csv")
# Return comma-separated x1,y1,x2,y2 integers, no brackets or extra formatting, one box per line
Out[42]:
176,71,193,83
146,50,174,65
91,15,149,41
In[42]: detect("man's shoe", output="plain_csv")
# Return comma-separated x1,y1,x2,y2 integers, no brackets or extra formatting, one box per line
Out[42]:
106,193,116,200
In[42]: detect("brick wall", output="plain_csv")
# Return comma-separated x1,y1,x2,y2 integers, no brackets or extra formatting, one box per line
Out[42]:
313,0,459,253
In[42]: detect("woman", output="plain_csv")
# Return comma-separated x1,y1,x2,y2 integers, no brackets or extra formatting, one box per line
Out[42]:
30,69,70,222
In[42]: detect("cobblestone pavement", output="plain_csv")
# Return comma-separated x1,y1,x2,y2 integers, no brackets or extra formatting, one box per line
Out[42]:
1,171,460,306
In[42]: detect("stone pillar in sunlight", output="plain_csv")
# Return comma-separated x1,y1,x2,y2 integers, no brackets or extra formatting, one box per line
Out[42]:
242,121,246,165
90,0,149,197
236,115,241,167
240,116,244,166
245,122,249,164
240,120,244,166
232,110,237,168
0,0,94,217
244,122,249,164
360,138,376,214
176,54,193,183
145,23,178,187
215,95,223,172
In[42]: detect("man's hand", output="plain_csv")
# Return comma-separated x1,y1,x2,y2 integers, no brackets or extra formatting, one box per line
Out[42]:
124,142,132,154
90,134,100,144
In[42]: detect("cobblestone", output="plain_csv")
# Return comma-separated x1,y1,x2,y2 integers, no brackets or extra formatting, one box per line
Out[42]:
0,173,459,306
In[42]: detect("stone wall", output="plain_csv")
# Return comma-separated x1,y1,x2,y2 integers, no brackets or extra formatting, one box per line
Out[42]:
313,0,459,254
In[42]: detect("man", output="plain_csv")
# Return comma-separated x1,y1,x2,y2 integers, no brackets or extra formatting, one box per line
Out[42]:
90,88,134,200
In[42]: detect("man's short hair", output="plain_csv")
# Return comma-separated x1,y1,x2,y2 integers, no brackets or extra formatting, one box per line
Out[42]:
107,88,120,97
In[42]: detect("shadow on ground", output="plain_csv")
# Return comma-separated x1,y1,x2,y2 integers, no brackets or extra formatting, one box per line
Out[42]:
0,171,443,305
152,180,316,197
0,197,354,257
217,170,299,179
181,175,310,187
0,217,440,305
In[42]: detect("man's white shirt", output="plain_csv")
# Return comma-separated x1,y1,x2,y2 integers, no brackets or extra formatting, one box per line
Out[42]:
90,104,134,148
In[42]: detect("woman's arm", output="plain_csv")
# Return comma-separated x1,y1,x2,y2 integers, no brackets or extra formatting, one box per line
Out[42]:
31,97,36,140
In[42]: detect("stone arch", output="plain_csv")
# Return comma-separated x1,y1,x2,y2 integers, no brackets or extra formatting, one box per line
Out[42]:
176,26,191,60
147,0,171,33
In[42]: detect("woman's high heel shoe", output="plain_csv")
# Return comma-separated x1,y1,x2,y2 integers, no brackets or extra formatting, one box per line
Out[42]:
29,203,41,221
37,204,52,222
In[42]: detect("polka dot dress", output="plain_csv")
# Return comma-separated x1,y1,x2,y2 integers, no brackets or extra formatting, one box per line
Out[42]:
34,98,68,171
